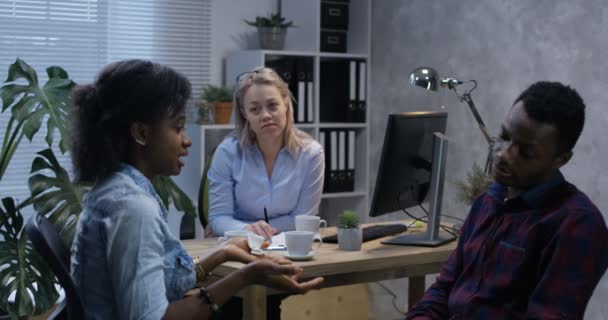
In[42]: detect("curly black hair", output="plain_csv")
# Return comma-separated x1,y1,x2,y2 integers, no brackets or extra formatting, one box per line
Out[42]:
514,81,586,154
70,59,191,183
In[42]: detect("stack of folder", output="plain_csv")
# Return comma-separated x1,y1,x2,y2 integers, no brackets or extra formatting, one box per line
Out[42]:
320,59,366,123
319,129,356,193
265,56,314,123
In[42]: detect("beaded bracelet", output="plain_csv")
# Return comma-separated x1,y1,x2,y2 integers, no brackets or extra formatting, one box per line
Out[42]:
199,286,221,316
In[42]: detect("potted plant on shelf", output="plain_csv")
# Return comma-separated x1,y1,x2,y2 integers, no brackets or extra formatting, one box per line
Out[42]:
337,210,362,251
245,12,294,50
0,59,195,319
201,84,234,124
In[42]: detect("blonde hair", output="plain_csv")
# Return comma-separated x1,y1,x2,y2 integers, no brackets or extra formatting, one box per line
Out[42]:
234,67,312,157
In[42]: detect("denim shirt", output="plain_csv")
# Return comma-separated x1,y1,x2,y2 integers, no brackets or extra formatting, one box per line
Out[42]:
70,164,195,320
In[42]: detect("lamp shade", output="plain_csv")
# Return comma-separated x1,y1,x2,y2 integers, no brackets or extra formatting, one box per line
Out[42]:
409,66,439,91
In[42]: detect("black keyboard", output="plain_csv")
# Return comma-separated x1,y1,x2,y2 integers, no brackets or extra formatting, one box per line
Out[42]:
323,224,409,243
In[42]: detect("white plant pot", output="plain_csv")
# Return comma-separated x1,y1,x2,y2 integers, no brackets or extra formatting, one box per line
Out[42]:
338,227,362,251
257,27,287,50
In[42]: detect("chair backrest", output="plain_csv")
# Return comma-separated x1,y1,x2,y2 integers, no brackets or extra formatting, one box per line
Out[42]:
198,146,217,229
25,213,85,320
179,214,195,240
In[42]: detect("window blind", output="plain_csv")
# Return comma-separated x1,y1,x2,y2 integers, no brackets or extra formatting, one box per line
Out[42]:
0,0,211,205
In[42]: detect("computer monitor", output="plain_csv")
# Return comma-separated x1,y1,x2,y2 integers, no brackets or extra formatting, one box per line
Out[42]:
370,111,456,247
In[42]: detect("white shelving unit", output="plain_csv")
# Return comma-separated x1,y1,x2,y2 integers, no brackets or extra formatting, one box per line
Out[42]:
199,0,371,226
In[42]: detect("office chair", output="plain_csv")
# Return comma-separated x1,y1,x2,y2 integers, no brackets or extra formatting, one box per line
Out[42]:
198,147,217,231
180,146,217,239
25,213,85,320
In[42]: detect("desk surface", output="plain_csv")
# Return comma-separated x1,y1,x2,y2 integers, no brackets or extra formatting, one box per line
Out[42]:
182,223,456,280
182,223,457,320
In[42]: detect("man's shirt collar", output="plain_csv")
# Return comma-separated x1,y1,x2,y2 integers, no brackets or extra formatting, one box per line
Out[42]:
488,171,565,208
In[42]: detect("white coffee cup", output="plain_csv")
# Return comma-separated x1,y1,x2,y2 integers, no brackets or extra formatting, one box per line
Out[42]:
217,230,251,244
247,233,265,255
284,231,321,256
295,215,326,242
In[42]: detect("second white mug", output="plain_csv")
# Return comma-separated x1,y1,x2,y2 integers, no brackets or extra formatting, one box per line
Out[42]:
295,215,327,242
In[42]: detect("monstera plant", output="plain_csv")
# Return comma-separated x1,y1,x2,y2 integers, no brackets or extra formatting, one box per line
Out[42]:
0,59,195,318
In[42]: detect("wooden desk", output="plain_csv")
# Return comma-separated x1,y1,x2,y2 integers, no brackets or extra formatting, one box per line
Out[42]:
182,224,456,320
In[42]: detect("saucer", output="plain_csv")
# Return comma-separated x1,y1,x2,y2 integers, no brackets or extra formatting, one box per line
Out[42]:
282,251,315,261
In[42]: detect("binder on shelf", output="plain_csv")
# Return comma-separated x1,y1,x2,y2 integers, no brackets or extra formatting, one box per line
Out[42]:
319,130,329,193
306,58,314,123
346,130,356,191
296,58,307,123
348,60,358,123
338,130,347,192
329,130,339,193
357,60,367,122
266,57,298,121
319,59,349,123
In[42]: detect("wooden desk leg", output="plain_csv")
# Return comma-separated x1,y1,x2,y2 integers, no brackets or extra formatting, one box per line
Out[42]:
408,276,425,310
242,285,267,320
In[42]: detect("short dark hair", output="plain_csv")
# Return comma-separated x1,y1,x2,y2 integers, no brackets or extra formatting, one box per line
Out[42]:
514,81,585,154
70,59,191,183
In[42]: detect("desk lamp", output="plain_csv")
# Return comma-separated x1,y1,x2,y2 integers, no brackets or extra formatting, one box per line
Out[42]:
409,66,494,175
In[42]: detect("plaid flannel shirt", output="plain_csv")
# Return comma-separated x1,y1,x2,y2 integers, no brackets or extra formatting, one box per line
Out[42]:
407,171,608,320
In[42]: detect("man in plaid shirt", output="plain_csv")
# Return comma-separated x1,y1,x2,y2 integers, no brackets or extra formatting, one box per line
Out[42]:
407,82,608,320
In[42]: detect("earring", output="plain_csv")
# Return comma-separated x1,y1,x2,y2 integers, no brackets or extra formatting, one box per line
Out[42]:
135,139,146,146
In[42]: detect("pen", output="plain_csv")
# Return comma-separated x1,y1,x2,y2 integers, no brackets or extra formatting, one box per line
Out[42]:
264,206,272,243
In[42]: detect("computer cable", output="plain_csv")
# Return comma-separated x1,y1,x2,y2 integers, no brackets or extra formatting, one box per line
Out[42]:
396,193,460,238
418,205,461,237
400,206,459,239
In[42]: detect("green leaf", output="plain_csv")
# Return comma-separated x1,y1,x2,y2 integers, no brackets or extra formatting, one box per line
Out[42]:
0,84,28,112
22,108,45,141
0,59,75,152
0,197,59,318
25,149,91,244
152,176,196,216
338,210,359,229
5,58,39,85
244,12,294,28
46,66,69,79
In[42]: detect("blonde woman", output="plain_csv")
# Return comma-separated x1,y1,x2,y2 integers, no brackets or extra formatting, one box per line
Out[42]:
208,67,325,239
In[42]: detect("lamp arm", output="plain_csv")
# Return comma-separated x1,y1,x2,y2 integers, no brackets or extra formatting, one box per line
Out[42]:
460,92,494,146
458,91,495,175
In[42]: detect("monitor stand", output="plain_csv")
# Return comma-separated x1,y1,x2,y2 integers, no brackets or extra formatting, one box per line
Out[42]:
382,132,456,247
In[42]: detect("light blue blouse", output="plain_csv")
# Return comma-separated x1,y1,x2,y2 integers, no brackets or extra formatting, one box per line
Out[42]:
70,164,195,320
208,136,325,236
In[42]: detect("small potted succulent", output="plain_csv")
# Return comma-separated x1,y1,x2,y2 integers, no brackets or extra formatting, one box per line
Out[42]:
245,12,294,50
337,210,362,251
201,84,234,124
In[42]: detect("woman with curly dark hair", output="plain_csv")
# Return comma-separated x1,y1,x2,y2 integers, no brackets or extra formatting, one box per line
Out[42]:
69,59,323,320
